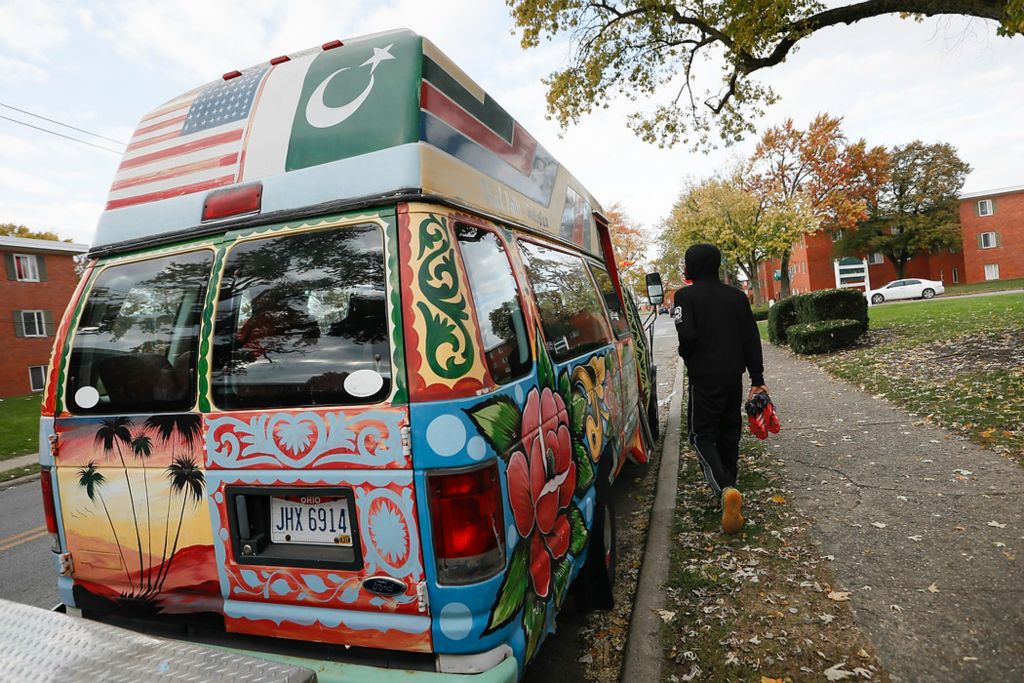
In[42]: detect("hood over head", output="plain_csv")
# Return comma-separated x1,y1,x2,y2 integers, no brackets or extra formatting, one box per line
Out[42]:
684,243,722,282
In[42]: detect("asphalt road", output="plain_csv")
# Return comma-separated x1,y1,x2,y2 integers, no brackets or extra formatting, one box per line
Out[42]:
0,477,57,608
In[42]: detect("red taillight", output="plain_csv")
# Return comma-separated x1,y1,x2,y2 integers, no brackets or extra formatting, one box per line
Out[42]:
428,461,505,584
322,40,343,50
40,466,60,552
202,183,262,222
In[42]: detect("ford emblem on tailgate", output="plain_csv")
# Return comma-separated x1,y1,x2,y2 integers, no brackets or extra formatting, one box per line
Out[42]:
362,576,405,596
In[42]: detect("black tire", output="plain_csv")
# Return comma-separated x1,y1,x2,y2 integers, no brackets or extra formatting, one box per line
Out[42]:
922,288,935,299
578,497,616,611
871,293,884,305
646,366,660,441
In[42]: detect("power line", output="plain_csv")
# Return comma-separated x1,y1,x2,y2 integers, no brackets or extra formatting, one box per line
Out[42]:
0,102,127,146
0,114,123,155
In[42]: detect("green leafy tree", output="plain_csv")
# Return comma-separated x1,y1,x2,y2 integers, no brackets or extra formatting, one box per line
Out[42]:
662,170,815,304
0,223,69,241
836,141,970,279
507,1,1022,148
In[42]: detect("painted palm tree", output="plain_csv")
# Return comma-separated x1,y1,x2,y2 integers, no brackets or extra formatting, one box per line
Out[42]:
144,414,203,587
130,432,154,592
155,455,205,592
94,417,145,584
77,462,134,591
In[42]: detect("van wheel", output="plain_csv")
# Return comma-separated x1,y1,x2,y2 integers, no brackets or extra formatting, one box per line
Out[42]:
577,498,616,611
646,368,660,441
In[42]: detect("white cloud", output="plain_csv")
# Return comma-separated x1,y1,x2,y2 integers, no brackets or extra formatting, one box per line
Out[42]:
0,53,49,85
0,0,71,59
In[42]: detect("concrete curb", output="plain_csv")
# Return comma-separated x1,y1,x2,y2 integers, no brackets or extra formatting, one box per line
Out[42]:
0,472,40,492
621,358,685,683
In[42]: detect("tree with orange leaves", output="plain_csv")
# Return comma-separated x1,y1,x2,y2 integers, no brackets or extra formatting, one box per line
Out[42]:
749,114,889,298
606,202,649,298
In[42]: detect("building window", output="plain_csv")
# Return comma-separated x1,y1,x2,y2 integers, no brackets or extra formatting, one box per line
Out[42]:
952,268,959,284
980,231,997,249
14,254,40,281
890,226,903,235
977,199,994,216
29,365,47,392
830,230,844,242
21,310,47,337
984,264,1000,281
867,252,884,265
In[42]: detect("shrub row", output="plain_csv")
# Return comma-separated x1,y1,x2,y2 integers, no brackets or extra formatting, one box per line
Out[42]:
751,304,769,322
787,319,863,355
792,288,868,333
767,298,798,344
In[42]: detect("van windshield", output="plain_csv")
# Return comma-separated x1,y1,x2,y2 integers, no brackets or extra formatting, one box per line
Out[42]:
211,225,391,409
66,250,213,414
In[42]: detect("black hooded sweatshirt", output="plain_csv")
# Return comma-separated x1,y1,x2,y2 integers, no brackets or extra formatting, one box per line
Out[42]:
673,244,765,386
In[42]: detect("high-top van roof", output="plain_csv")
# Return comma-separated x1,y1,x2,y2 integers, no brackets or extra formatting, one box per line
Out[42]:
95,29,604,256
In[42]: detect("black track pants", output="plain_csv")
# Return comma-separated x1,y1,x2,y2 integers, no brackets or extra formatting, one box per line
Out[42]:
687,378,743,494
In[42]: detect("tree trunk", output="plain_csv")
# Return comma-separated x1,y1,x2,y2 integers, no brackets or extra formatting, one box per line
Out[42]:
779,250,792,299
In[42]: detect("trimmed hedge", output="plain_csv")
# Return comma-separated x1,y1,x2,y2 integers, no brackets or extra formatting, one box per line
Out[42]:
767,298,798,345
792,288,869,332
751,304,769,322
787,319,863,354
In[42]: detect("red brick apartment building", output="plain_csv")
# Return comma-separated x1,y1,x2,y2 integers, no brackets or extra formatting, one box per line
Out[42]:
755,184,1024,300
1,236,88,397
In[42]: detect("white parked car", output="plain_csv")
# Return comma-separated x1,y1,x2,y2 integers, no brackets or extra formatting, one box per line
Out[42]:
866,278,945,305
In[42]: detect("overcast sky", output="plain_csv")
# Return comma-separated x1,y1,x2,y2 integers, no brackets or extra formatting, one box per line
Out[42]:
1,1,1021,247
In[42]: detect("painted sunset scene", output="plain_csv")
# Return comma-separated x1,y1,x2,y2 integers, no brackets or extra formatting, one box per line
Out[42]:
54,415,220,615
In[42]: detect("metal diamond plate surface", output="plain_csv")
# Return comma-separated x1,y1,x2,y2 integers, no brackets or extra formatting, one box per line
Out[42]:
0,599,316,682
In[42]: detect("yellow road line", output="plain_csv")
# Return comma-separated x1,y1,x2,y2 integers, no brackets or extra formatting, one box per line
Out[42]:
0,525,45,546
0,532,48,552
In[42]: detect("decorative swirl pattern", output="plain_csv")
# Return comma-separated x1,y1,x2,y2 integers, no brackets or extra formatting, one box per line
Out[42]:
205,408,407,469
415,214,476,380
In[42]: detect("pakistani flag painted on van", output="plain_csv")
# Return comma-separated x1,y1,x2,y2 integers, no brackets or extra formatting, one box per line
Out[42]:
285,35,421,172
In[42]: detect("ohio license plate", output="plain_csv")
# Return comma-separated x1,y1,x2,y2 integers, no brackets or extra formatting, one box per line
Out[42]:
270,494,353,546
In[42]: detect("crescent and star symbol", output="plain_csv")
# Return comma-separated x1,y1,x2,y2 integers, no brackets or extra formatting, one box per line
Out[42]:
305,44,396,129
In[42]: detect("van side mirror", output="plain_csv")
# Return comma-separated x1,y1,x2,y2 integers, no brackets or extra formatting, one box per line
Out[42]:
645,272,664,305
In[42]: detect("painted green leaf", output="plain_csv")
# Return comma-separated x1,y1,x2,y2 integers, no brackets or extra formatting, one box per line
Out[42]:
558,369,570,405
465,395,522,455
483,542,530,635
522,590,547,663
537,328,555,390
574,442,594,493
568,502,589,557
552,557,572,609
570,389,587,435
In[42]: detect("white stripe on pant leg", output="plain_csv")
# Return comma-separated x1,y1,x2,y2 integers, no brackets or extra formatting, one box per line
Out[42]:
689,385,722,495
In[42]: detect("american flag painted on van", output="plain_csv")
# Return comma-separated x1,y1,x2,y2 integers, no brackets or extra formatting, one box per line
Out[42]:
107,66,270,210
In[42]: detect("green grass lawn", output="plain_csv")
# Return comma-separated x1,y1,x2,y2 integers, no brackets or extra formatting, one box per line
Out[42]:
818,293,1024,464
943,276,1024,297
0,393,42,461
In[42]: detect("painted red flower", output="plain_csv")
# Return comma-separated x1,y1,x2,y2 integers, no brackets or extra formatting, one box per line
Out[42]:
507,387,576,599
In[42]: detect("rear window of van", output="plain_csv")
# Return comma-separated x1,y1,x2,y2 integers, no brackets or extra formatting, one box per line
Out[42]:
66,250,213,414
210,225,391,409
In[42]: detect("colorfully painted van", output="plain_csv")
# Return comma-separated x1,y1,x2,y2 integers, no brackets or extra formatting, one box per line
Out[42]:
38,29,658,681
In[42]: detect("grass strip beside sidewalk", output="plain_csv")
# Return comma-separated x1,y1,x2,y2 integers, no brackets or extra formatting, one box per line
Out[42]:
661,434,887,682
0,393,42,461
0,464,40,484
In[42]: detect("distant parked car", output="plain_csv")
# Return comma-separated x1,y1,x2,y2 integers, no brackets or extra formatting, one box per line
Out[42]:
866,278,945,305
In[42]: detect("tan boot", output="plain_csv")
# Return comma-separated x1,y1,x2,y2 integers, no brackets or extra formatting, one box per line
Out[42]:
721,487,744,535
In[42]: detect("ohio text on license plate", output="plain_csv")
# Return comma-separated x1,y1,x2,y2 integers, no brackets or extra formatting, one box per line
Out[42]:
270,495,353,546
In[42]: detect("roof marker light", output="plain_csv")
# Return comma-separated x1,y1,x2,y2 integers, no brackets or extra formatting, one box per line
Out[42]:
202,183,263,222
322,40,343,50
270,55,290,65
222,70,242,80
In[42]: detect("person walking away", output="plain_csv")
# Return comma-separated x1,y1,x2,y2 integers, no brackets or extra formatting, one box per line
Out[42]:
673,244,767,534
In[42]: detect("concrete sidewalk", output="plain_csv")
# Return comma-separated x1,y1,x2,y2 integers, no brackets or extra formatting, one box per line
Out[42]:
764,343,1024,682
1,454,38,471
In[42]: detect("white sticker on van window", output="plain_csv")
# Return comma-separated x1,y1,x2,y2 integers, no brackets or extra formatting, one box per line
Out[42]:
344,369,384,398
75,386,100,409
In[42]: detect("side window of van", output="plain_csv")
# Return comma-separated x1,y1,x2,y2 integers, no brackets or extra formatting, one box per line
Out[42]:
455,224,531,384
590,265,630,339
519,241,613,362
66,250,213,414
211,225,391,409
